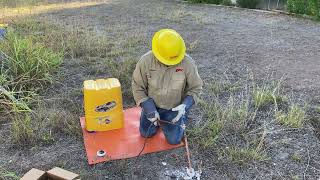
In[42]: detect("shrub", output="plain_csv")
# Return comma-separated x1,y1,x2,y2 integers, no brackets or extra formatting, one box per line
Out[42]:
188,0,223,4
237,0,259,8
308,0,320,17
221,0,234,6
287,0,320,17
287,0,308,14
276,104,305,128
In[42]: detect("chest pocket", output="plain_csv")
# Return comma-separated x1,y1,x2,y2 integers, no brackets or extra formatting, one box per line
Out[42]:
171,72,186,90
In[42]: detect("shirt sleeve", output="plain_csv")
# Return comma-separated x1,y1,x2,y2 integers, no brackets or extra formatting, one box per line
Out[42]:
132,58,149,106
185,61,203,104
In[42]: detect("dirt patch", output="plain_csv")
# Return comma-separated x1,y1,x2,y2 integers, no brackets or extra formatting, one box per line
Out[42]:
1,0,320,179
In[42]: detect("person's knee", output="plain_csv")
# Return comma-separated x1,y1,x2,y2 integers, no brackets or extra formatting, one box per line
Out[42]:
166,135,183,145
140,126,157,138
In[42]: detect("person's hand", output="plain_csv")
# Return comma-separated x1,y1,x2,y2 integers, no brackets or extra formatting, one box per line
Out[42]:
171,96,195,124
146,111,160,126
141,98,159,126
171,104,186,123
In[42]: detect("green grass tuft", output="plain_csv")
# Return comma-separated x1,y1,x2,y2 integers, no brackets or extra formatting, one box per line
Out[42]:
253,85,286,109
276,104,305,128
291,152,302,162
11,113,35,145
0,167,19,180
223,146,268,164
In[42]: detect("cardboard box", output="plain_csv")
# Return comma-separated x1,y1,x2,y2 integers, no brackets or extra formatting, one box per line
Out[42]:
21,167,79,180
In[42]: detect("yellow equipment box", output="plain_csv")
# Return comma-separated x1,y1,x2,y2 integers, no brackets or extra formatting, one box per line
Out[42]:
83,78,124,131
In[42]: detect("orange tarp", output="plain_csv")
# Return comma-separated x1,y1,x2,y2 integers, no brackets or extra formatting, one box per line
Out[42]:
80,107,184,165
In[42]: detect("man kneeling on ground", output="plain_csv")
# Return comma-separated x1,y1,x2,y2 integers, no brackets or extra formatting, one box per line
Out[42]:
132,29,203,145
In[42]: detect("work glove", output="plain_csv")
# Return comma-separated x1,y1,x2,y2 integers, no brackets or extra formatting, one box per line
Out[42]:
146,111,160,126
171,96,194,123
141,98,159,126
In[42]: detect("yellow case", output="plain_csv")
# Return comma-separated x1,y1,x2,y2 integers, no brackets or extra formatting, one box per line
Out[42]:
83,78,124,131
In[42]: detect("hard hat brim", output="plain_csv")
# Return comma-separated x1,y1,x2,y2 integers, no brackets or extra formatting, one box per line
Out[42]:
152,29,186,66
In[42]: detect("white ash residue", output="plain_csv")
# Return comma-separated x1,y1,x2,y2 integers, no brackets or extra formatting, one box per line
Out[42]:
164,167,202,180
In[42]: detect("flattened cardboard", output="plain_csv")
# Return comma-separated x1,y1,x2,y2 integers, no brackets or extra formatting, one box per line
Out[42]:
21,167,79,180
47,167,79,180
20,168,46,180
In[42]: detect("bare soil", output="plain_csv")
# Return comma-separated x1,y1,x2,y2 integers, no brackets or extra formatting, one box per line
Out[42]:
1,0,320,179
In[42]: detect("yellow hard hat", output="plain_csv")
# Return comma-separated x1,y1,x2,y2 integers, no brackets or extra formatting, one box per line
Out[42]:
152,29,186,66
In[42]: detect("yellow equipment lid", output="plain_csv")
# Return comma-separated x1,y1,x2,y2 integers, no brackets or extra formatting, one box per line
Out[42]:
84,78,120,90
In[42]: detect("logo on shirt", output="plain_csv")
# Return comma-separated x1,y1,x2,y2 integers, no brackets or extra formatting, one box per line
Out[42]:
176,68,184,72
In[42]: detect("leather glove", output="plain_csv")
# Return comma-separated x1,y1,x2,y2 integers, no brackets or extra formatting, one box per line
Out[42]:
141,98,159,126
171,104,186,123
171,96,194,123
146,111,160,126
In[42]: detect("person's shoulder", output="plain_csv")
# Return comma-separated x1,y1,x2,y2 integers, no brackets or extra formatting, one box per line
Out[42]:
137,51,153,67
139,51,153,62
182,54,196,67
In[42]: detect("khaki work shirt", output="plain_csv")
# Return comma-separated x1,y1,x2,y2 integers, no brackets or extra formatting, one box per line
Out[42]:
132,51,203,109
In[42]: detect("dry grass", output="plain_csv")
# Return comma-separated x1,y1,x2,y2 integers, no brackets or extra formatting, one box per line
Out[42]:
189,81,251,148
169,8,190,22
189,77,292,164
10,106,81,146
187,39,200,53
0,0,42,7
106,57,137,101
4,16,145,145
46,108,81,136
12,18,112,59
0,1,105,21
